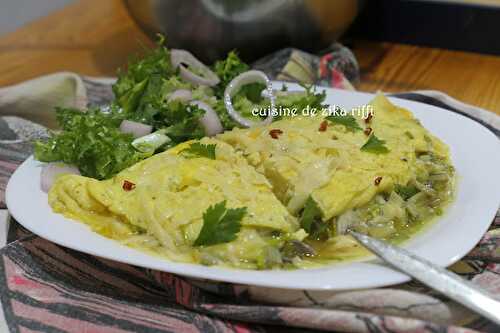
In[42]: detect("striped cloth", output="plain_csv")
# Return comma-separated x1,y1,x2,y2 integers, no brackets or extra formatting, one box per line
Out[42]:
0,45,499,333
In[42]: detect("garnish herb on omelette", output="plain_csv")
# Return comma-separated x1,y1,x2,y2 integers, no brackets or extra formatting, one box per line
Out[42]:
180,142,217,160
325,112,362,132
361,134,390,154
37,37,455,269
193,200,246,247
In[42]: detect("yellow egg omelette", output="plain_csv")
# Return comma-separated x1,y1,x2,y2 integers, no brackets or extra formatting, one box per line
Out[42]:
48,94,455,269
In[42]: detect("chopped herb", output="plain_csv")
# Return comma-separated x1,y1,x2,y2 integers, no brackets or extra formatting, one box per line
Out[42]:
325,111,362,132
361,135,390,154
300,197,329,240
180,142,216,159
395,184,420,200
193,201,246,246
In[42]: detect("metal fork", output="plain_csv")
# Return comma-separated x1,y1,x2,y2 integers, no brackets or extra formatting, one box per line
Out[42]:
349,231,500,326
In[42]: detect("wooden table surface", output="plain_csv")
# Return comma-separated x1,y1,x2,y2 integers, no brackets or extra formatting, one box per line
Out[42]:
1,0,500,115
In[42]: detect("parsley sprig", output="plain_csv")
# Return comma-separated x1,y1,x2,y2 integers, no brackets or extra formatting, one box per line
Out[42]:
180,142,216,160
325,110,362,132
361,134,390,154
194,201,247,246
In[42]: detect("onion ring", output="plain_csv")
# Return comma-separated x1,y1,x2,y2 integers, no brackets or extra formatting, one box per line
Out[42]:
119,120,153,138
167,89,193,103
40,163,80,193
224,70,275,127
171,49,220,86
190,100,223,136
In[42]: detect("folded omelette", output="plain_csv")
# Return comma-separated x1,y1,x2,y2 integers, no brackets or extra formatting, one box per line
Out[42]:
49,94,455,268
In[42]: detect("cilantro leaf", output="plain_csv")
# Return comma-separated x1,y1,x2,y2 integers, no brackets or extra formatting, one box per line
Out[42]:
193,201,246,246
180,142,216,159
300,197,329,240
361,134,390,154
394,184,420,200
325,110,362,131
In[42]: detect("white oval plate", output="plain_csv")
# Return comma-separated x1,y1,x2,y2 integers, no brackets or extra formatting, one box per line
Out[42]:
6,86,500,290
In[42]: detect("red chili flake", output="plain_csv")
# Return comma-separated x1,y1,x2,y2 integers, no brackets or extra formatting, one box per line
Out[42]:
364,113,373,124
374,176,382,186
318,120,328,132
364,127,372,136
122,180,136,191
269,129,283,139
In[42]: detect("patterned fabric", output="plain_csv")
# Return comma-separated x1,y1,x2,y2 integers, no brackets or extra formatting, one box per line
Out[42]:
0,72,87,129
0,45,499,332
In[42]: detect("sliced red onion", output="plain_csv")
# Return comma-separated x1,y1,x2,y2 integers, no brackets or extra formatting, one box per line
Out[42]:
190,100,223,136
167,89,193,103
171,49,220,87
224,70,275,127
119,120,152,138
40,163,80,193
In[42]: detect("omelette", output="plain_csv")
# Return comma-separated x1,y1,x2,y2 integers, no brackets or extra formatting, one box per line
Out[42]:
49,138,303,269
48,94,455,268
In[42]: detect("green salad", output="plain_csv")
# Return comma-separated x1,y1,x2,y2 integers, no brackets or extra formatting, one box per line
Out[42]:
34,37,327,180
